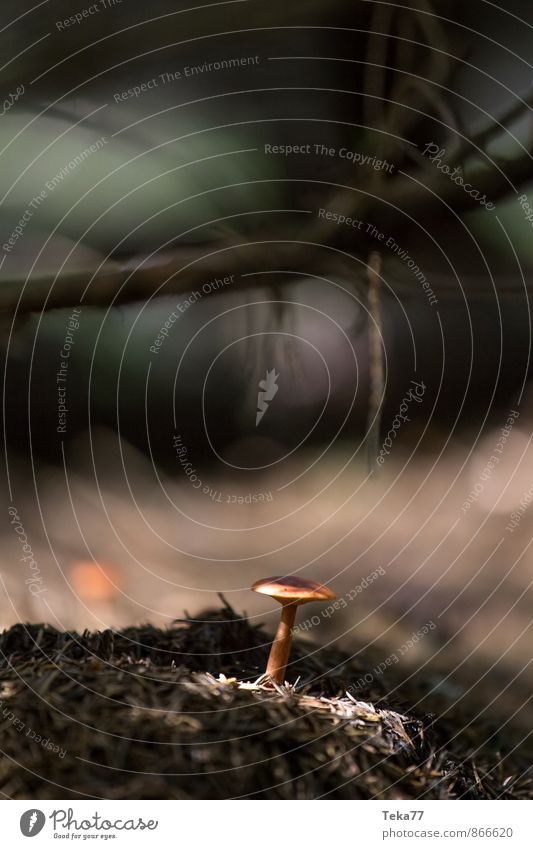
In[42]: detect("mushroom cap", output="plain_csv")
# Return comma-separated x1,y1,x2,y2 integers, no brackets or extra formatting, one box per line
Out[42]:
251,575,336,604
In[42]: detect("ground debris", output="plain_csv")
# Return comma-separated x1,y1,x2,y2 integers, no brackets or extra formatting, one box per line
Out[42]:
0,605,530,800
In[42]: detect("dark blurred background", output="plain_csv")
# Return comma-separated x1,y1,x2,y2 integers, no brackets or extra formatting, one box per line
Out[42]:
1,0,533,732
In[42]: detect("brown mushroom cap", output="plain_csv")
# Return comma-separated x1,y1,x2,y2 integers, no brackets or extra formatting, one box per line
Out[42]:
251,575,335,604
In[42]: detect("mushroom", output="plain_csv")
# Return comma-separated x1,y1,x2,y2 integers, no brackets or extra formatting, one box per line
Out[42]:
252,575,335,684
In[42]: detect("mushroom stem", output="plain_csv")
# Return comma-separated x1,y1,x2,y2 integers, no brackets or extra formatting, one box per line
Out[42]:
266,602,298,684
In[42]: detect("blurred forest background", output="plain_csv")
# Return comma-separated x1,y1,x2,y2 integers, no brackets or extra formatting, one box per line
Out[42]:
1,0,533,739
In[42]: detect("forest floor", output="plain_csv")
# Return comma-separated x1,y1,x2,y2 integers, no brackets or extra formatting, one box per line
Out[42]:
0,601,531,800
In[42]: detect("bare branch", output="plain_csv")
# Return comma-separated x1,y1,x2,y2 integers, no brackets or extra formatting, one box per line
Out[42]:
0,240,322,315
366,251,384,474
